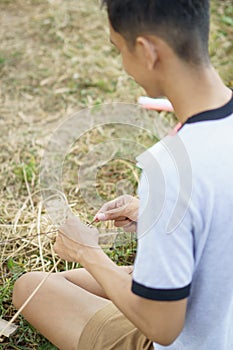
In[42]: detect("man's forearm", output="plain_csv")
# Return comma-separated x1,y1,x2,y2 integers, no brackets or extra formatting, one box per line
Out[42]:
79,247,185,345
54,217,186,345
80,247,151,335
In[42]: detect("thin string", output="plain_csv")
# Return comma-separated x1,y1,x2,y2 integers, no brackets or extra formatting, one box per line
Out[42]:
0,220,98,339
0,230,58,245
0,219,97,246
0,221,131,339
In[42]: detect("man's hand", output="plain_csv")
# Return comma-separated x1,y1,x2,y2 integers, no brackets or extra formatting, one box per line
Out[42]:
54,216,100,263
95,195,139,232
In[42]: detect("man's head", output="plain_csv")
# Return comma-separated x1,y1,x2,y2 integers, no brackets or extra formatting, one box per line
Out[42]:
102,0,210,65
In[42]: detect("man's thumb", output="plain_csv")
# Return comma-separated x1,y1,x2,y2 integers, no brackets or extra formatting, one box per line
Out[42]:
94,213,107,222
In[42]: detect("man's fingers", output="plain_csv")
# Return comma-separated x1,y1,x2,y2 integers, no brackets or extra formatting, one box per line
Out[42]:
97,198,120,214
53,234,63,254
115,216,128,221
96,195,136,221
114,219,131,228
95,210,125,222
94,212,106,222
96,203,133,221
114,220,137,232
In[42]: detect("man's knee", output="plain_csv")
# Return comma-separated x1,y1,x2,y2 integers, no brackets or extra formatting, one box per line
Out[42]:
13,272,48,309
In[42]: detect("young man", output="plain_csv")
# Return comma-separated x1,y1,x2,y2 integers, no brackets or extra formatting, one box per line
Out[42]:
13,1,233,349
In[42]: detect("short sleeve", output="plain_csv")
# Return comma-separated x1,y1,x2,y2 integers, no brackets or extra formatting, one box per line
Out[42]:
132,136,194,301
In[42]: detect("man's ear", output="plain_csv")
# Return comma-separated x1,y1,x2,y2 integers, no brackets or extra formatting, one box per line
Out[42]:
136,36,158,70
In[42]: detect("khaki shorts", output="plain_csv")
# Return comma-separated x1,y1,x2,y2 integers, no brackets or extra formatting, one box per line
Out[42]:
78,302,154,350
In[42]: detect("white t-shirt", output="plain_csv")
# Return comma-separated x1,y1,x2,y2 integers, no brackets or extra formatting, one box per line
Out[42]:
132,95,233,350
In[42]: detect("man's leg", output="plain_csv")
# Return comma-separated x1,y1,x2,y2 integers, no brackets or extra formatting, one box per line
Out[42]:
13,267,132,350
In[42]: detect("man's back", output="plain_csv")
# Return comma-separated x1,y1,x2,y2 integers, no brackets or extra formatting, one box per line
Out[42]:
134,97,233,349
177,98,233,349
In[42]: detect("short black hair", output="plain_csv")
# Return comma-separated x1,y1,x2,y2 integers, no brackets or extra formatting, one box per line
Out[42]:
102,0,210,65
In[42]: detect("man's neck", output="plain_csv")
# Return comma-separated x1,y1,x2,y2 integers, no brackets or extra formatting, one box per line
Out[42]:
164,63,232,125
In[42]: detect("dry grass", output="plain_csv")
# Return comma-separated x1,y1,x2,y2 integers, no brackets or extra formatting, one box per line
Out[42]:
0,0,232,348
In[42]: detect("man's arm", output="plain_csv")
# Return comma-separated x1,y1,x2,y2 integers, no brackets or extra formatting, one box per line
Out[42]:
83,248,187,346
54,226,187,346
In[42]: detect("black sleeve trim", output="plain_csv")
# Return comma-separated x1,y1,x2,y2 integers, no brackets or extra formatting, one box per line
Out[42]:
132,280,191,301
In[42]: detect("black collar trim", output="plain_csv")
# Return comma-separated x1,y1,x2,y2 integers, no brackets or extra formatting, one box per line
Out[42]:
184,93,233,126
